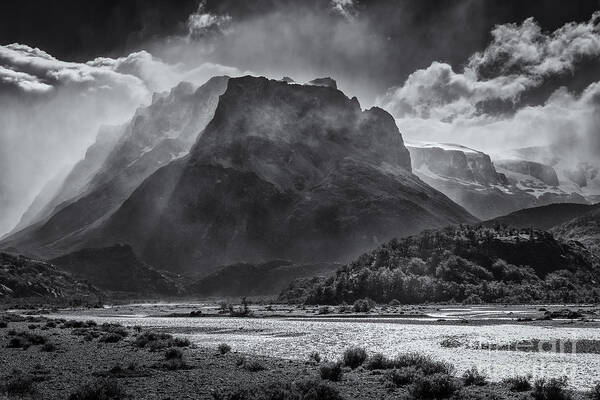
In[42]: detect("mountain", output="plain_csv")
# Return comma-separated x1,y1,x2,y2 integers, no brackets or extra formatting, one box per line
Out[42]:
186,260,339,297
11,124,126,233
67,76,477,274
50,244,181,295
484,203,600,231
279,224,599,305
552,207,600,254
2,76,229,258
0,252,99,301
407,142,588,220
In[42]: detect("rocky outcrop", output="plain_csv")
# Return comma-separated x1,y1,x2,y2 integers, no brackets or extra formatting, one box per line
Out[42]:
407,142,589,220
495,160,559,187
82,76,476,273
408,143,507,185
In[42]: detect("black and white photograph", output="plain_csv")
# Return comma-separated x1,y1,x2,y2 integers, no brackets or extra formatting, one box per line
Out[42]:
2,1,600,398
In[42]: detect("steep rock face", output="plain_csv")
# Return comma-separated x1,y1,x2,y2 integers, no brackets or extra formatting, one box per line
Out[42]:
51,244,180,295
407,142,588,220
1,77,229,258
408,143,506,185
89,76,476,273
495,160,559,186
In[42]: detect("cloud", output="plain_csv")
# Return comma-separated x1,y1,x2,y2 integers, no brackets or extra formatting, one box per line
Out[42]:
330,0,357,19
377,11,600,166
0,43,244,236
186,0,232,40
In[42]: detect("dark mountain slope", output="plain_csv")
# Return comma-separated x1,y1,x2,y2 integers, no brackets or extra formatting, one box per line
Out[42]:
50,244,180,295
1,77,229,258
553,207,600,253
186,260,339,297
484,203,600,230
0,252,99,301
86,76,476,274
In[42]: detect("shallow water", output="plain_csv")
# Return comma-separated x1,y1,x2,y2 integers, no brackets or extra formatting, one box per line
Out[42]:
48,306,600,389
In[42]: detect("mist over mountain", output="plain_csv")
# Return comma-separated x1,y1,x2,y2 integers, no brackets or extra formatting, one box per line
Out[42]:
60,76,476,273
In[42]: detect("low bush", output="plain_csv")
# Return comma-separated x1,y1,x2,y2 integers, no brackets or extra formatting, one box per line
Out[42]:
40,342,56,352
386,367,423,387
1,371,36,396
6,331,47,349
590,382,600,400
365,353,392,370
352,298,374,313
502,375,532,392
319,362,343,381
243,359,265,372
162,348,187,370
393,353,454,375
0,320,7,328
213,379,343,400
133,331,190,351
99,333,123,343
532,377,572,400
68,379,127,400
318,306,331,315
308,351,321,363
439,338,462,348
342,347,367,369
409,373,460,399
100,323,128,337
28,324,37,330
462,366,487,386
218,343,231,355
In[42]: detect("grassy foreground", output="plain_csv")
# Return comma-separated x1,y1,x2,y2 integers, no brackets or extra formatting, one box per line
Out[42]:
0,312,598,400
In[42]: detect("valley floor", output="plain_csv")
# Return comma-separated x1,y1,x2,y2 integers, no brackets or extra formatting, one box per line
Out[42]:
1,306,599,399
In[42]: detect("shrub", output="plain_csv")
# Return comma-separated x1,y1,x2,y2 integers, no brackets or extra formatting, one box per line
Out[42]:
162,348,186,370
40,343,57,352
365,353,392,370
353,298,374,313
532,377,572,400
68,379,126,400
2,371,35,396
409,373,460,399
243,359,265,372
100,323,128,337
503,375,532,392
462,366,487,386
0,320,7,328
28,324,37,330
342,347,367,369
6,331,47,349
318,306,331,315
386,367,423,387
214,379,343,400
590,382,600,400
218,343,231,354
99,333,123,343
133,331,190,350
393,353,454,375
439,338,462,348
44,321,57,329
308,351,321,363
389,299,401,307
320,362,343,381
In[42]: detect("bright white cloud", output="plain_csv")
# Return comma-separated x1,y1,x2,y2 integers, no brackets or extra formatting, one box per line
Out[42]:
378,12,600,166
